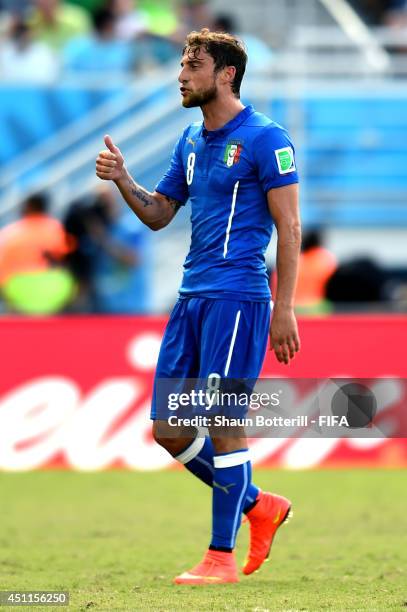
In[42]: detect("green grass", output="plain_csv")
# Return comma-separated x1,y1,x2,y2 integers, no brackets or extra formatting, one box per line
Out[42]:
0,469,406,611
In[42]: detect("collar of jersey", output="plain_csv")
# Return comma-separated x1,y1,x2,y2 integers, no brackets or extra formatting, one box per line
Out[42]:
201,104,255,140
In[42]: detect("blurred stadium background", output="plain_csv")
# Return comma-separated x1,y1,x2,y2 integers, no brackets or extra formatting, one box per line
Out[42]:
0,1,406,609
1,0,407,314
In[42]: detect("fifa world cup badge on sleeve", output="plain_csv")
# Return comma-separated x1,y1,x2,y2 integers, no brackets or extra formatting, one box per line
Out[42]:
275,147,296,174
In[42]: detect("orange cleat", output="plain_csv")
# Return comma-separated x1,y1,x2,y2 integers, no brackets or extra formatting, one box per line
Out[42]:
174,549,239,585
243,491,292,575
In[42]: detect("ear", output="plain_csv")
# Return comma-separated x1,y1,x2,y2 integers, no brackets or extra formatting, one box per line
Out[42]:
221,65,237,89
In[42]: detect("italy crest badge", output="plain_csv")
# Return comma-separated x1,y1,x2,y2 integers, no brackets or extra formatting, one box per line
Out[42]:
223,142,243,167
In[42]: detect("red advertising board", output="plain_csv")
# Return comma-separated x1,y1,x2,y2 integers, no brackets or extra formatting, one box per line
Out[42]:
0,315,406,470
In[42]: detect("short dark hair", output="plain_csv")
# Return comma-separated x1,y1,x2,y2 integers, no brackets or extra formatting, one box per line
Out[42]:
23,193,48,214
301,229,323,252
183,28,247,97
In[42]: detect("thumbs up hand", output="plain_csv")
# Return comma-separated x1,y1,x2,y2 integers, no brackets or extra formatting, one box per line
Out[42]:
96,135,125,182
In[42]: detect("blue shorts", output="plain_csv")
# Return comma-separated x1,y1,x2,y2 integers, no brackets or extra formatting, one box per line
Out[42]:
151,296,271,420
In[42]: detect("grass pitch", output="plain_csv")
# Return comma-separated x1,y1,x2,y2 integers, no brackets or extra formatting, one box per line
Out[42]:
0,469,406,611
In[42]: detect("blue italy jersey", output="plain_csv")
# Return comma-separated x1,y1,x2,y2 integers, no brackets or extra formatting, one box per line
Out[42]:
156,105,298,301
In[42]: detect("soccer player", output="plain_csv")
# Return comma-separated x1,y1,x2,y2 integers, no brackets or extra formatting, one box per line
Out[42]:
96,28,301,585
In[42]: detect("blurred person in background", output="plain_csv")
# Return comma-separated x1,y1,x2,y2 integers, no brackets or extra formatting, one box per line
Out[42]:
326,256,387,310
63,197,99,312
0,16,59,81
178,0,212,34
349,0,387,23
0,193,76,314
107,0,148,40
63,7,134,74
383,0,407,28
105,0,179,69
29,0,91,50
352,0,407,25
84,185,151,314
271,228,337,315
382,0,407,54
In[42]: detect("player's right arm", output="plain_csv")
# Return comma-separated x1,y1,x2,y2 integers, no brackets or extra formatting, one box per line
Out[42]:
96,135,183,231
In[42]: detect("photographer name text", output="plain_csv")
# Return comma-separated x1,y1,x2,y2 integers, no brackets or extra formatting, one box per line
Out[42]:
167,415,349,427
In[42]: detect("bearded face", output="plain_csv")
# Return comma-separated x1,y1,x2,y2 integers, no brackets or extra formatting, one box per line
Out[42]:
179,46,222,109
181,82,218,108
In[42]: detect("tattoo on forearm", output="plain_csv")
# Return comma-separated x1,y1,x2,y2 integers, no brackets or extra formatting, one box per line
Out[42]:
128,178,154,207
165,195,182,213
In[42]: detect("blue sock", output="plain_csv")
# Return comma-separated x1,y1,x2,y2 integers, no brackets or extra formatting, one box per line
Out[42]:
210,449,252,550
175,436,259,512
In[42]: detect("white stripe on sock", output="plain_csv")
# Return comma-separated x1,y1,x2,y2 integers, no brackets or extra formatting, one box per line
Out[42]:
213,450,250,469
175,436,205,464
230,461,249,548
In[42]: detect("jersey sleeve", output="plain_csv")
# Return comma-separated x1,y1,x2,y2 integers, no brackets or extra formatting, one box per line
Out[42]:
253,125,299,193
155,133,189,205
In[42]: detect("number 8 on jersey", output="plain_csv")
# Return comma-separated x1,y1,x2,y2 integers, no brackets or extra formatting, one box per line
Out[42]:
186,152,196,185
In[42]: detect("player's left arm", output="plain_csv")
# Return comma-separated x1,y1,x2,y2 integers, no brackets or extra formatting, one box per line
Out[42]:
267,183,301,365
